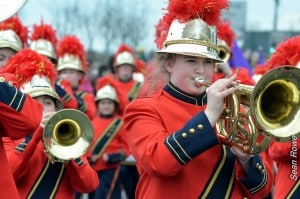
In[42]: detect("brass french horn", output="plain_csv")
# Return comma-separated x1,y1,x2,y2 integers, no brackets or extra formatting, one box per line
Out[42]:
216,66,300,154
43,109,94,163
217,39,231,62
0,0,28,22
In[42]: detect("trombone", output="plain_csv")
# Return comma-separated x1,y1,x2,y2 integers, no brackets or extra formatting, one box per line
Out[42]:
43,109,94,163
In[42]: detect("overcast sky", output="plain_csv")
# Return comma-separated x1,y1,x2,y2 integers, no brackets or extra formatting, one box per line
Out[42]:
16,0,300,51
19,0,300,30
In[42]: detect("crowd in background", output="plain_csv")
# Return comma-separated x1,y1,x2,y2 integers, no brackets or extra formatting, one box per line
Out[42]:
0,0,299,199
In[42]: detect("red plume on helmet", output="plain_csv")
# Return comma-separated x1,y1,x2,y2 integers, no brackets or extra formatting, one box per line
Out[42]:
0,15,28,47
57,35,87,70
31,20,57,46
114,44,134,56
167,0,228,25
154,0,228,49
113,43,136,67
217,21,236,48
155,14,174,49
234,67,254,86
30,20,58,60
1,48,57,87
95,76,127,113
263,36,300,72
95,77,118,92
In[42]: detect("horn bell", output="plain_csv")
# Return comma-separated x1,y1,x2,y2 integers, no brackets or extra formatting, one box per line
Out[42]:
216,66,300,154
251,66,300,141
0,0,28,22
43,109,94,162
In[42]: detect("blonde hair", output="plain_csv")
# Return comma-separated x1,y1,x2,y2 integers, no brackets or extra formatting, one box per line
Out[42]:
138,53,175,97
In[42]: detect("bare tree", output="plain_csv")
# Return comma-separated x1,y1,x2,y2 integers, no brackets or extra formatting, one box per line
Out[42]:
42,0,150,55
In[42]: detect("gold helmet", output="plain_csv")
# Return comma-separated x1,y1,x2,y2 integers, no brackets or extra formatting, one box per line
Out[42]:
2,48,62,108
0,15,28,52
95,84,119,103
95,77,119,103
31,39,57,60
21,74,59,101
56,35,86,73
0,29,22,51
114,44,136,68
30,21,58,61
155,0,229,63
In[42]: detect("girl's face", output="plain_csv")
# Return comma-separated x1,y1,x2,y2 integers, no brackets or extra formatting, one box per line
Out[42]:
165,54,215,95
97,99,116,115
35,95,56,113
0,48,16,68
58,69,83,88
116,64,134,82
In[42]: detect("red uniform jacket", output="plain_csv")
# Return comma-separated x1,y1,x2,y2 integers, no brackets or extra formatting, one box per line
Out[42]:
89,115,129,171
7,127,99,199
113,79,142,112
74,89,96,120
0,80,43,199
269,138,300,198
124,82,273,199
55,79,78,109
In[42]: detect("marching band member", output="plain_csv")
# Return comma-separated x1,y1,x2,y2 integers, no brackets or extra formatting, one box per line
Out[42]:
0,68,43,199
107,44,142,198
56,35,96,120
5,48,98,198
261,35,300,199
123,0,274,198
30,21,78,109
88,78,129,199
110,44,142,112
0,15,27,67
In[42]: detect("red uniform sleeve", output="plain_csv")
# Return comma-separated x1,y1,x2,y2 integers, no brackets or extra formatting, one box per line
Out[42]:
65,157,99,193
8,127,43,182
82,93,96,120
0,82,43,139
55,79,78,109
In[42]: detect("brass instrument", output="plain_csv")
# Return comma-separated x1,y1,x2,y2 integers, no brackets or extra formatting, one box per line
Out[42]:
0,0,28,22
218,44,231,62
203,66,300,154
43,109,94,163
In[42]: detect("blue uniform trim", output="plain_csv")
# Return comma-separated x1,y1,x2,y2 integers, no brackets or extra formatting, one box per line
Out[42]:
0,82,26,112
75,91,87,112
241,155,268,194
199,146,236,198
27,160,65,198
15,135,33,152
164,111,219,165
74,158,83,166
128,81,142,101
106,152,127,164
164,82,207,105
91,119,122,158
55,82,71,102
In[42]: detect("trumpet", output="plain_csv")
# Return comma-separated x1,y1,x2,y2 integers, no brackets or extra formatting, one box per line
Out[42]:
195,66,300,154
43,109,94,163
